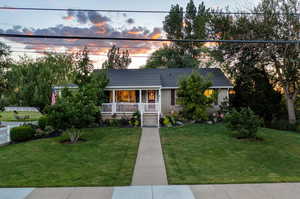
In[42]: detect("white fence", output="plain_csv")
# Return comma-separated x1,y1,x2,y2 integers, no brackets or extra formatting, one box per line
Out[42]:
0,122,35,146
4,107,40,112
0,126,10,145
101,103,159,113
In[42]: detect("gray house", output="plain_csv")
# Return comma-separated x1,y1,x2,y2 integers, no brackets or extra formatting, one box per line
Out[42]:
97,68,233,125
52,68,233,126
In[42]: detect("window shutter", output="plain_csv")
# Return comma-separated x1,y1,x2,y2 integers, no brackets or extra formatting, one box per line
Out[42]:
171,89,175,105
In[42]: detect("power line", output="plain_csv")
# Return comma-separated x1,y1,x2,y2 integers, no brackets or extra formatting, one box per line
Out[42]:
4,41,154,49
1,6,299,15
1,33,300,44
0,6,244,14
9,50,152,57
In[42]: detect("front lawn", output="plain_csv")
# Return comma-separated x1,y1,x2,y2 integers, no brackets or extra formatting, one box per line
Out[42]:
161,124,300,184
0,111,42,122
0,127,140,187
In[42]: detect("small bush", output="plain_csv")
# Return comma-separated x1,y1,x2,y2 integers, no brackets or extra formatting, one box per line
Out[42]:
64,128,82,144
160,114,184,127
224,108,262,139
10,126,35,142
34,125,55,138
38,116,48,130
129,111,141,127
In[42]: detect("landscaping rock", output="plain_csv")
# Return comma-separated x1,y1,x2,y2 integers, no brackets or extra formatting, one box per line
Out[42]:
176,121,184,126
207,121,213,125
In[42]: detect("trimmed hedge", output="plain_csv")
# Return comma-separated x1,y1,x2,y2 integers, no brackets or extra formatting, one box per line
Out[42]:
10,126,35,142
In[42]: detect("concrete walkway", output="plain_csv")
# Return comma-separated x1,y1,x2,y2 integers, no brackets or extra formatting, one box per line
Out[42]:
2,183,300,199
131,127,168,185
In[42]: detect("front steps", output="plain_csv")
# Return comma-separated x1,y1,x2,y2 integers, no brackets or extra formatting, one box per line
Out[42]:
142,113,160,127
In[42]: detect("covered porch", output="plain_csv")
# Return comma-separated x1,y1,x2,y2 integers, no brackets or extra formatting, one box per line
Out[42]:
101,88,161,114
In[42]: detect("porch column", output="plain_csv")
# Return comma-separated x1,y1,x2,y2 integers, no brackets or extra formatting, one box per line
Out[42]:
112,90,116,114
159,88,162,113
139,89,143,127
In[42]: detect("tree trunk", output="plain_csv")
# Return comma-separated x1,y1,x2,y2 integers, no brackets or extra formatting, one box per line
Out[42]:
285,93,296,124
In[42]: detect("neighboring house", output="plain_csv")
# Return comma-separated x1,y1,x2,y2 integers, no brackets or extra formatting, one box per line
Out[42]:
52,68,233,126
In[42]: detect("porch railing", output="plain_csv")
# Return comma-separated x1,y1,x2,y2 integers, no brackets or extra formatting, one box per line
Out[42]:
101,103,159,113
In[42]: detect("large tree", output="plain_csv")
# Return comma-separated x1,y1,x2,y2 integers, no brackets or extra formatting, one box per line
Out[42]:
102,45,131,69
163,0,211,58
145,45,198,68
146,0,210,68
0,42,11,109
210,0,300,124
6,54,75,110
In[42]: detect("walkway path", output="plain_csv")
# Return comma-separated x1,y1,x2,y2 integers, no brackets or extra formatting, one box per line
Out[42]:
2,183,300,199
131,127,168,185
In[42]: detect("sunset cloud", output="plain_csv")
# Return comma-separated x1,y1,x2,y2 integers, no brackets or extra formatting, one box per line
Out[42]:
1,16,163,56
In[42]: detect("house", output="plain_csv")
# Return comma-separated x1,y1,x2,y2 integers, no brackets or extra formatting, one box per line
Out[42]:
52,68,233,127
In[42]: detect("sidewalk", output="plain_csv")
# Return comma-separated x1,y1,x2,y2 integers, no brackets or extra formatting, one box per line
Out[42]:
131,127,168,185
1,183,300,199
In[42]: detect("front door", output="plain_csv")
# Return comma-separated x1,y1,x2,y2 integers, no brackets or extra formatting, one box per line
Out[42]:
147,90,156,103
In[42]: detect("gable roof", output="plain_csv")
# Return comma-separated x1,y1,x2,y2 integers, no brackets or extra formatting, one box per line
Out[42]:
95,68,232,88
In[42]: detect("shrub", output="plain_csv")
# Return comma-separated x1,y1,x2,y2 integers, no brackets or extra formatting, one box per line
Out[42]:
10,126,35,142
34,125,55,138
38,116,48,130
177,72,213,121
224,108,262,139
64,128,82,144
129,111,141,127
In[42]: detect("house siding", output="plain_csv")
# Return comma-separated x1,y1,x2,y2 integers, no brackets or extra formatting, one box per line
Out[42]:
161,89,172,114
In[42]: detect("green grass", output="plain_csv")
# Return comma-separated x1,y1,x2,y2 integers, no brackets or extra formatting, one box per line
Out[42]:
0,127,141,187
161,123,300,184
0,111,43,122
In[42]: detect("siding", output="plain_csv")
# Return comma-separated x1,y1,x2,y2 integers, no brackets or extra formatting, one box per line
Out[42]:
161,89,172,114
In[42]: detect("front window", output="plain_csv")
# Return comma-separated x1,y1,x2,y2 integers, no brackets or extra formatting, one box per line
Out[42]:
148,90,156,103
116,90,138,103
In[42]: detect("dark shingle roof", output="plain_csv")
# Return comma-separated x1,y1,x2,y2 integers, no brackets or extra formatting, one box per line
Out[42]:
95,68,232,88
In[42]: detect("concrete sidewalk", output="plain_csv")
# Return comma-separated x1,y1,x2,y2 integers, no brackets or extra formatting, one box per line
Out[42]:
131,128,168,185
2,183,300,199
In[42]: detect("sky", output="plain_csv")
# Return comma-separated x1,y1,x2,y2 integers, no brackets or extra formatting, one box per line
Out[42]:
0,0,260,68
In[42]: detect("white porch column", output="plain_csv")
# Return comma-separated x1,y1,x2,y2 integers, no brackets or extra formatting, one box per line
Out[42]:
159,88,162,113
112,90,116,114
139,89,143,127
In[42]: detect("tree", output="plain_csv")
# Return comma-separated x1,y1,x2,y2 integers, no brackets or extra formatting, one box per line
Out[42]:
210,0,300,124
145,45,198,68
230,66,282,123
46,70,108,131
149,0,211,69
73,47,94,86
256,0,300,124
102,45,131,69
6,54,74,110
177,71,213,120
163,0,210,57
0,42,11,110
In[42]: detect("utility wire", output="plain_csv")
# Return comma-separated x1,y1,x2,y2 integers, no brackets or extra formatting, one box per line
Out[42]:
1,33,300,44
9,49,153,57
4,41,153,49
1,6,299,15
